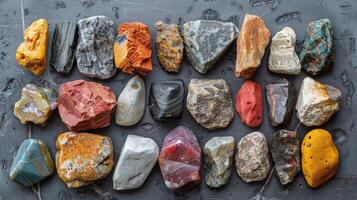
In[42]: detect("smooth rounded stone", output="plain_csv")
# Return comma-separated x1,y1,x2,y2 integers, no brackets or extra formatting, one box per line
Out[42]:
115,76,145,126
203,136,234,188
235,132,270,183
50,21,78,74
296,77,341,127
300,19,334,75
10,139,54,187
76,16,116,79
155,21,183,72
269,27,301,75
16,19,48,76
271,130,300,185
187,79,234,130
159,126,201,191
113,135,159,190
182,20,239,74
56,132,114,188
148,80,184,121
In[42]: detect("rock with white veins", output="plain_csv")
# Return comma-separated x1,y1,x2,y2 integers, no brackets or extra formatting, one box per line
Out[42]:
113,135,159,190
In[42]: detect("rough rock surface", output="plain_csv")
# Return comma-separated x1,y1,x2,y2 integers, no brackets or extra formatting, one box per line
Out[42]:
187,79,234,130
113,135,159,190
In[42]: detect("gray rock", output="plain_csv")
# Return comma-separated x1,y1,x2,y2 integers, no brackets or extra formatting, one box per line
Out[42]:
113,135,159,190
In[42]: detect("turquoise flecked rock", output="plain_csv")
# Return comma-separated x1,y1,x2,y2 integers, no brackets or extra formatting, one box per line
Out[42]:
10,139,54,187
299,18,334,75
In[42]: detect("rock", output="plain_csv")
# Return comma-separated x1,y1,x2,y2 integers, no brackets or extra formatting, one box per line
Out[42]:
187,79,234,130
265,79,295,127
159,126,201,191
296,77,341,126
50,21,78,74
236,80,262,127
235,132,270,182
300,19,334,75
16,19,48,76
155,21,183,72
271,130,300,185
114,22,152,74
269,27,301,75
301,129,339,188
76,16,116,79
57,80,117,131
113,135,159,190
182,20,239,74
14,84,57,125
203,136,234,188
115,76,145,126
235,14,270,78
10,139,54,187
56,132,114,188
148,80,184,121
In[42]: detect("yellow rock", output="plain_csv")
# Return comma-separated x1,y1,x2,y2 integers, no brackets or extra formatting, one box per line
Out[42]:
16,19,48,76
301,129,339,188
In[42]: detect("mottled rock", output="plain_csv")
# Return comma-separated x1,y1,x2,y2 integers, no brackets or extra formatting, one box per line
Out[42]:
187,79,234,130
155,21,183,72
16,19,48,76
10,139,54,187
57,80,117,131
148,80,184,121
76,16,116,79
56,132,114,188
204,136,234,188
296,77,341,126
159,126,201,191
236,14,270,78
300,19,334,75
235,132,270,182
182,20,239,74
113,135,159,190
269,27,301,75
115,76,145,126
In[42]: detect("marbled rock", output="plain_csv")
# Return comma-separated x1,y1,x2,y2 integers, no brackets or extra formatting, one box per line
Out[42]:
148,80,184,121
114,22,152,74
182,20,239,74
57,80,117,131
236,80,262,127
300,19,334,75
266,79,295,127
269,27,301,75
203,136,234,188
16,19,48,76
113,135,159,190
56,132,114,188
115,76,145,126
14,84,57,125
187,79,234,130
301,129,339,188
159,126,201,191
236,14,270,78
271,130,300,185
50,21,78,74
155,21,183,72
296,77,341,126
76,16,116,79
10,139,54,187
235,132,270,182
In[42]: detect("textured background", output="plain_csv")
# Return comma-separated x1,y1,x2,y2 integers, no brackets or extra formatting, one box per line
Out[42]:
0,0,356,199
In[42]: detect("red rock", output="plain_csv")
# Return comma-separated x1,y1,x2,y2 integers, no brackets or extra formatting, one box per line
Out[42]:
57,80,117,131
236,80,262,127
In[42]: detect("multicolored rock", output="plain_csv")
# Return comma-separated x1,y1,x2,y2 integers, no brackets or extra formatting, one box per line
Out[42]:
56,132,114,188
10,139,54,187
159,126,201,191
